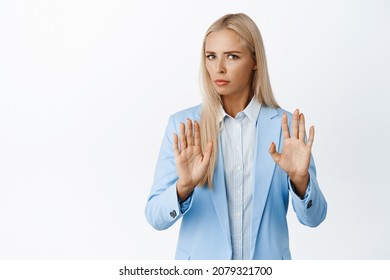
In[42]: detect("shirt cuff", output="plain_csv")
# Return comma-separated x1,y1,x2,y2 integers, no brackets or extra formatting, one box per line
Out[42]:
178,192,193,214
289,176,311,201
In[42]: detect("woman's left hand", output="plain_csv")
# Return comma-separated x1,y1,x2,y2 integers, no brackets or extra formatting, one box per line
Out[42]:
269,109,314,198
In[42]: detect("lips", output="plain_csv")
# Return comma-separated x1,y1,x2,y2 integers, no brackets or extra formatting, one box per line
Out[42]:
214,79,229,86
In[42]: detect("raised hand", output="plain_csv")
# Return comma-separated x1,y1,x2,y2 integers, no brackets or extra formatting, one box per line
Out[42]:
173,119,213,202
269,109,314,198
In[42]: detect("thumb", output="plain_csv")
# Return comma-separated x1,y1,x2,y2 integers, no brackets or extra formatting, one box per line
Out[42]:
269,142,280,163
202,140,213,164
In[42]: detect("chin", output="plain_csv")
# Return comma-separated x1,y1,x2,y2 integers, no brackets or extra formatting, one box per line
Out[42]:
215,89,231,96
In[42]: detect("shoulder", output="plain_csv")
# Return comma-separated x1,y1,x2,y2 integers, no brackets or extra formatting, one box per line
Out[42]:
169,104,202,123
273,107,295,127
260,106,292,119
276,107,292,118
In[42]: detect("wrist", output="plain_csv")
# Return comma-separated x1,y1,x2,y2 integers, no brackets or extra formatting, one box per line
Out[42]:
290,173,309,198
176,180,194,202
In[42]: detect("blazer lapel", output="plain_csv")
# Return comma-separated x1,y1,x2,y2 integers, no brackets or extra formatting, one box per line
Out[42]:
209,135,232,252
250,106,281,258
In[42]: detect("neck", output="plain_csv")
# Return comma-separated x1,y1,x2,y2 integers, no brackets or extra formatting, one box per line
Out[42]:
221,91,253,118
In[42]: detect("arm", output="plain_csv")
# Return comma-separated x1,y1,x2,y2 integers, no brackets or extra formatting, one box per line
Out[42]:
145,115,184,230
145,116,212,230
289,155,327,227
269,109,327,227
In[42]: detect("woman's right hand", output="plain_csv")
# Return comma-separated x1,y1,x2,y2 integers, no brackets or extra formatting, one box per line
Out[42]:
173,118,213,202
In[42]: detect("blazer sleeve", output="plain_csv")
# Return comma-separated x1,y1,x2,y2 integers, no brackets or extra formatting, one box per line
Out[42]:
289,155,327,227
145,115,193,230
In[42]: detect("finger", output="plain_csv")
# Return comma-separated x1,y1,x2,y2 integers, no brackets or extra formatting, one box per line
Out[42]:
202,140,213,164
194,120,201,146
281,113,290,139
186,118,193,146
298,113,306,141
307,125,315,148
173,133,180,157
179,122,187,150
292,109,299,139
269,142,280,163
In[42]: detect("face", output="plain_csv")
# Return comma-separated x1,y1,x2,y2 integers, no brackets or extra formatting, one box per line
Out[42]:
205,29,256,99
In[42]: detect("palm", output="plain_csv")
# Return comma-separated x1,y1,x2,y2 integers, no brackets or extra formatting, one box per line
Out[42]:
176,143,209,187
274,138,311,178
269,109,314,194
173,119,213,191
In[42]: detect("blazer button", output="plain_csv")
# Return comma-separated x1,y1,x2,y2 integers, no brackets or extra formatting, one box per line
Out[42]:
170,210,177,218
307,200,313,209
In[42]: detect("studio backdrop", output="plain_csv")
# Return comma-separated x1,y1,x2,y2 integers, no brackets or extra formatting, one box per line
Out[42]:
0,0,389,259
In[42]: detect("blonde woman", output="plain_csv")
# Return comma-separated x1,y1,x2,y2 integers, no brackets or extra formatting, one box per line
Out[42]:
145,13,327,260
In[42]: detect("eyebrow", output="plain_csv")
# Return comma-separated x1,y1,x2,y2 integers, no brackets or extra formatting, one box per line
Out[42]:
205,50,243,54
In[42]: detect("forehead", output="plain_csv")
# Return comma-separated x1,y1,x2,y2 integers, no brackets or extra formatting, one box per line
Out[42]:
205,29,247,51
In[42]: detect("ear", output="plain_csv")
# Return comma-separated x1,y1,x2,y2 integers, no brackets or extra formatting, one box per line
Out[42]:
253,64,257,70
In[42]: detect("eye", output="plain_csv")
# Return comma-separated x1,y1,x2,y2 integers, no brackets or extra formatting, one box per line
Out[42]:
206,54,216,60
227,54,239,59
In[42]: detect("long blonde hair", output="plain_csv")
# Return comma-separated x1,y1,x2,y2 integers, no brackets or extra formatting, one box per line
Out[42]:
199,13,279,188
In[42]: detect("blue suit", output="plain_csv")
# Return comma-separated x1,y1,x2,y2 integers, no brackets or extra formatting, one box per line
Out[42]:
145,105,327,259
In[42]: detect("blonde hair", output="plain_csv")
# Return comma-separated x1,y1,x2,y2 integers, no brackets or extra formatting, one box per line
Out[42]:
199,13,279,188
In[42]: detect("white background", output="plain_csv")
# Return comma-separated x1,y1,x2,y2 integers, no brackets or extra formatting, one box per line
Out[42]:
0,0,389,260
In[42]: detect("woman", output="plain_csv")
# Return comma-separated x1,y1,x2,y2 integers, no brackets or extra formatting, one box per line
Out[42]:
145,13,327,260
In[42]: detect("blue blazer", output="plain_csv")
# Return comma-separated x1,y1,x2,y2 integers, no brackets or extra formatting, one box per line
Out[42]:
145,105,327,259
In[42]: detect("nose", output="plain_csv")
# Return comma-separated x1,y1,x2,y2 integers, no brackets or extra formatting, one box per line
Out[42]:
216,58,226,74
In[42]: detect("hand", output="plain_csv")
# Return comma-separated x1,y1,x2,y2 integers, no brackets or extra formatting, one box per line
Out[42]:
269,109,314,198
173,119,213,201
